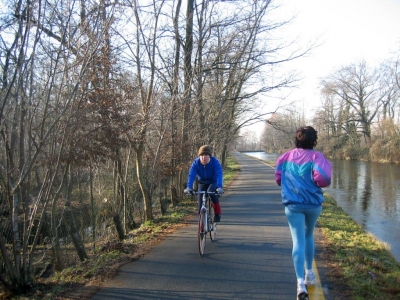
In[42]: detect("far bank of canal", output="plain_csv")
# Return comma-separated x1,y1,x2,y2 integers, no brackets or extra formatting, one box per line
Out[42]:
242,151,400,263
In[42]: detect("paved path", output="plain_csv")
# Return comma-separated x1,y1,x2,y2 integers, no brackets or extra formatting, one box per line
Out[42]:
91,152,326,300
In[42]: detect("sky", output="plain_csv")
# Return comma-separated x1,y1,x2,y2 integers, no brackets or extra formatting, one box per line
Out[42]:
247,0,400,136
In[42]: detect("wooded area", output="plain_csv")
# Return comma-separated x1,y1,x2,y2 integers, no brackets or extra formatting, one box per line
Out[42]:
0,0,307,294
260,59,400,163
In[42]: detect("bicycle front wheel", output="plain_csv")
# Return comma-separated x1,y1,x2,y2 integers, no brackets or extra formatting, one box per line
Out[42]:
198,212,206,256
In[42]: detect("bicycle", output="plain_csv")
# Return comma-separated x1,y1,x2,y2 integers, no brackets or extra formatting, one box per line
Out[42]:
186,190,221,256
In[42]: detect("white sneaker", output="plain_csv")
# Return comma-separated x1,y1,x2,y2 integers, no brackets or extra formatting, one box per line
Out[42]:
305,270,316,285
297,282,308,300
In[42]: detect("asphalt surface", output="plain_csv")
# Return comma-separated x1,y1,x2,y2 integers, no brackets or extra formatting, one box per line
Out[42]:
91,152,326,300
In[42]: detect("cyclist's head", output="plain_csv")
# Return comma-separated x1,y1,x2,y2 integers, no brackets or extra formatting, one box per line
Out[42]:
198,145,212,157
198,145,212,165
295,126,318,149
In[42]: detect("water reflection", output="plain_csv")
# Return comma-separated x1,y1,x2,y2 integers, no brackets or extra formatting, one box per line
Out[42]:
327,160,400,262
242,152,400,262
241,152,279,162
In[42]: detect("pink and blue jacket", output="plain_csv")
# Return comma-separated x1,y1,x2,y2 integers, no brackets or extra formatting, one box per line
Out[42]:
275,148,332,208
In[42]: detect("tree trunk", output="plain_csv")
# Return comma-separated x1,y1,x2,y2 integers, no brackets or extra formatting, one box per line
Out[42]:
64,209,88,262
181,0,194,152
90,164,96,253
113,213,125,241
135,141,153,221
51,196,63,271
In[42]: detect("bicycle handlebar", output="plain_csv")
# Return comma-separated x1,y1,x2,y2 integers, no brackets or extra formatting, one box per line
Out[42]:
184,190,222,196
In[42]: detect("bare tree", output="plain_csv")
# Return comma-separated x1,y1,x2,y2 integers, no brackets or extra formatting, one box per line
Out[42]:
321,61,386,146
185,0,308,164
0,0,114,292
379,58,400,121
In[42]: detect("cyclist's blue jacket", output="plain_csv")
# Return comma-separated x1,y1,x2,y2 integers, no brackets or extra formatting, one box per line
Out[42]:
275,148,332,208
187,156,223,189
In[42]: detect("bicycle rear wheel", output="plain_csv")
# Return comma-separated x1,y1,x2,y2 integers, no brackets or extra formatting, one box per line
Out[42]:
198,212,206,256
209,201,217,242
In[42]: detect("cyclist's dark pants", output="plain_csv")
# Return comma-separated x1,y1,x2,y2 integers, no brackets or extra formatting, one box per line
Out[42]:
197,183,222,215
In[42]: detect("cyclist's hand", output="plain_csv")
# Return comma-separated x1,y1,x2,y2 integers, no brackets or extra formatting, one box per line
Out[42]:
184,188,194,195
216,187,224,195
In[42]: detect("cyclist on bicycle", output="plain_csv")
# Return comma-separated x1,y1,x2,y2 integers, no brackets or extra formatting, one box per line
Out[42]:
184,145,224,222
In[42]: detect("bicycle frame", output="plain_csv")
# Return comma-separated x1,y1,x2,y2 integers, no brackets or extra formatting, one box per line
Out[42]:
200,193,209,232
191,190,219,256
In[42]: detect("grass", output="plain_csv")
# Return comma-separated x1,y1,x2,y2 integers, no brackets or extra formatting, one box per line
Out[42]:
318,194,400,299
223,154,241,185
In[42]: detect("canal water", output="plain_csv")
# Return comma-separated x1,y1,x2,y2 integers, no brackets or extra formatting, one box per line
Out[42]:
242,151,400,263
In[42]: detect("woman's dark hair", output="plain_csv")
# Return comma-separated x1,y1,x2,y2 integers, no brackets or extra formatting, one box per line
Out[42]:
295,126,318,149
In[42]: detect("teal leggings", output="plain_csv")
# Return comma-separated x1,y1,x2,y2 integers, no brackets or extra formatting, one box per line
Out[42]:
285,205,322,280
